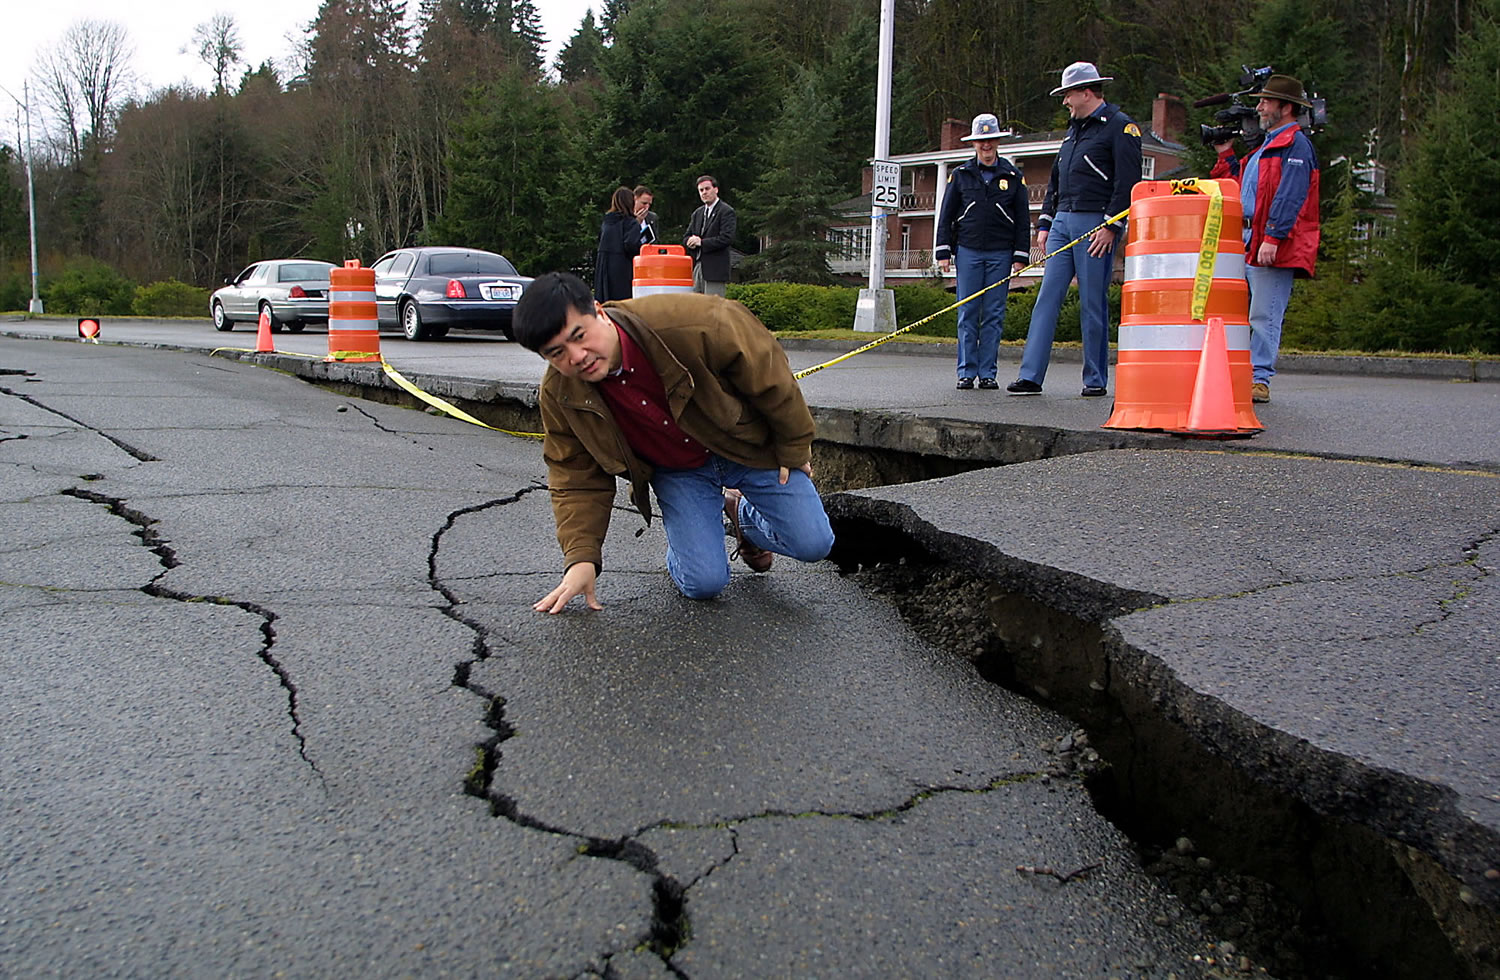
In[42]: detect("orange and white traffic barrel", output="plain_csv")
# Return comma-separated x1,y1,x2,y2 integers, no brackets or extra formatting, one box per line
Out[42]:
327,261,380,363
1104,179,1262,433
632,245,694,298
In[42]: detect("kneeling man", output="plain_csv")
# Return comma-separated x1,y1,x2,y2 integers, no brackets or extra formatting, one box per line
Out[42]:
513,272,835,613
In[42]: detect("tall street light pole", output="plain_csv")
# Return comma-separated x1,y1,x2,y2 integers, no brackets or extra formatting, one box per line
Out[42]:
854,0,897,332
1,80,43,314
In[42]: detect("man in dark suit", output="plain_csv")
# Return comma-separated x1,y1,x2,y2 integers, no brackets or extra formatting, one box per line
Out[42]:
633,185,659,245
684,174,737,295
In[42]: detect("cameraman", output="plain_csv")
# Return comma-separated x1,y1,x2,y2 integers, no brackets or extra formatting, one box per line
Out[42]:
1211,74,1320,404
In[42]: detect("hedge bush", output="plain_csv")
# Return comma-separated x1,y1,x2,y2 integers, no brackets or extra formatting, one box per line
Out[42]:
132,279,211,317
0,272,31,312
727,283,859,332
726,279,1123,344
42,259,136,315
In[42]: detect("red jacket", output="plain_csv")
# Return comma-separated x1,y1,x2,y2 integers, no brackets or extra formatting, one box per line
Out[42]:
1211,125,1320,278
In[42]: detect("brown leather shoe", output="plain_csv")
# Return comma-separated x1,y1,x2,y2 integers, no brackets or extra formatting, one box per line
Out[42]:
723,489,774,572
1250,382,1270,403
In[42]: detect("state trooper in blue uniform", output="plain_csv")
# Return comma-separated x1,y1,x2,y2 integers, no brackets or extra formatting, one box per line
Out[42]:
1010,62,1142,397
935,113,1030,390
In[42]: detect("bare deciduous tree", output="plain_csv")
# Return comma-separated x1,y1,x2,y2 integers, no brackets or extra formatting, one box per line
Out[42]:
32,19,134,164
191,14,244,96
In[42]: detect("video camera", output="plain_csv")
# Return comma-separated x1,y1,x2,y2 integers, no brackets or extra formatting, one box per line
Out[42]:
1195,65,1326,148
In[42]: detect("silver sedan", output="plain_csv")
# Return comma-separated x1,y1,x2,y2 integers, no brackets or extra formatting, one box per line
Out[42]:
210,259,337,332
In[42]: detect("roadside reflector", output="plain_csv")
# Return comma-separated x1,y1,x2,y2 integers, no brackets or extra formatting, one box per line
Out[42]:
78,318,101,342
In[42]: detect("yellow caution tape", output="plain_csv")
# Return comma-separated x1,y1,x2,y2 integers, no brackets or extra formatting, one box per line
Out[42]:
1168,178,1223,321
379,359,542,439
212,344,544,439
210,345,321,359
793,207,1131,380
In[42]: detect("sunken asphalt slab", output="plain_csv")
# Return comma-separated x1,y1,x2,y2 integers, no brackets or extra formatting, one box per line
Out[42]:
3,321,1498,976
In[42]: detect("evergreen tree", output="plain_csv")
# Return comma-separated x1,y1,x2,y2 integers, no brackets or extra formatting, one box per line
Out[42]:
740,70,841,284
509,0,545,77
0,145,28,269
600,0,631,41
1399,0,1500,296
595,0,778,236
815,11,879,189
1351,0,1500,353
237,60,281,95
557,11,606,84
307,0,412,84
434,70,592,274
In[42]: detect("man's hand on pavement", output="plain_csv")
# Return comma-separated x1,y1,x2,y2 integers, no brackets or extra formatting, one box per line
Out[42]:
534,562,603,614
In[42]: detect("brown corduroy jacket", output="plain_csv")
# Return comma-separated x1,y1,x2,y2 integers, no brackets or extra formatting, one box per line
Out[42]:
537,292,816,573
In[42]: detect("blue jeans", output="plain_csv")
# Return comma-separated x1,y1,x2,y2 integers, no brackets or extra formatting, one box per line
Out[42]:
1018,211,1114,389
649,454,835,599
1246,264,1295,384
955,248,1011,381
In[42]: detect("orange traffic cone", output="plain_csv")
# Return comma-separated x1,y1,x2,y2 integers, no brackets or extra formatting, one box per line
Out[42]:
1170,317,1261,438
255,307,274,353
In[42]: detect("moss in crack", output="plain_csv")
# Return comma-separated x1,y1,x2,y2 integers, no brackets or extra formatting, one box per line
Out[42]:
463,744,493,799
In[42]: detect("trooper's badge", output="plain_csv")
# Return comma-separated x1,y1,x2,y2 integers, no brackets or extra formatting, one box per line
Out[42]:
1124,123,1142,138
1000,179,1009,191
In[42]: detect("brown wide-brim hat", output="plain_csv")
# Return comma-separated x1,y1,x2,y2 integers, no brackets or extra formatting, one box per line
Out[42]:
1259,74,1311,108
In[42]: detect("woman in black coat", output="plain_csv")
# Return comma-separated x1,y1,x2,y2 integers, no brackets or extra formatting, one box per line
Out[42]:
593,186,643,302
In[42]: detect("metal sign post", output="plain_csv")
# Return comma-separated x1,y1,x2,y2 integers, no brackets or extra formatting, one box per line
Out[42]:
854,0,897,333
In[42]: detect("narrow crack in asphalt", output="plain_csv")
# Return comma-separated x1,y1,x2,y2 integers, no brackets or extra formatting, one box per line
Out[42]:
418,485,1074,977
426,484,700,973
5,384,319,776
2,386,161,461
62,486,324,780
1418,526,1497,635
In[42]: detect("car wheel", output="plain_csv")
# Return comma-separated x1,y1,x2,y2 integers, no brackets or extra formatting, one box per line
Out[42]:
285,320,306,334
401,300,431,341
212,300,233,332
259,302,283,333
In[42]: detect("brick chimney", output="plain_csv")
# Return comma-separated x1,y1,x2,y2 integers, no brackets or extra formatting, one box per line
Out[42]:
1152,93,1186,143
941,118,969,151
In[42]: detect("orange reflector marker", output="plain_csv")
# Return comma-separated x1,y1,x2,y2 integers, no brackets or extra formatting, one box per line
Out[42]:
633,245,693,298
328,261,381,363
1104,179,1262,435
77,318,101,342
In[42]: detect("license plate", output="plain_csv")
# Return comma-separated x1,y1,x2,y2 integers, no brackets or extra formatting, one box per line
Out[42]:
480,283,518,301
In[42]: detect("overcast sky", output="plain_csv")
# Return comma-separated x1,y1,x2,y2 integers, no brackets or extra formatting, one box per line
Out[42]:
2,0,597,146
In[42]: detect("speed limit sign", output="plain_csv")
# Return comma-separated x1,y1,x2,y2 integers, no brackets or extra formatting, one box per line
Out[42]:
872,160,901,211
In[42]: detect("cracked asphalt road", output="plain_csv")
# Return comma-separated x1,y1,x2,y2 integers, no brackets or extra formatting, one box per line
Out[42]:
1,339,1223,977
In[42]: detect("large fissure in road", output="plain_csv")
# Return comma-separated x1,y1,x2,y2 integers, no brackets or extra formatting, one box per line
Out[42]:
825,506,1496,980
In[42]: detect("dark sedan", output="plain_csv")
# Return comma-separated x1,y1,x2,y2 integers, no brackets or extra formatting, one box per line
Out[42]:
371,247,532,341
